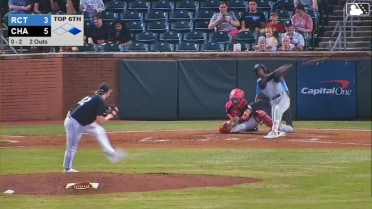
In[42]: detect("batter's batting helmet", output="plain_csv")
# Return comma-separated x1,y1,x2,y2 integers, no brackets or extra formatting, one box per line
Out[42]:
253,63,268,76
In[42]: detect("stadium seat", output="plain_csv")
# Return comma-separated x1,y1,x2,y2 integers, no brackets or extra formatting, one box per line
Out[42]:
234,31,256,44
193,9,214,21
99,43,121,52
151,0,173,12
145,10,167,22
170,20,192,33
276,9,292,21
199,0,220,12
228,0,247,13
175,42,199,51
121,10,143,22
127,42,149,51
193,19,210,32
126,20,144,34
146,20,168,33
150,41,174,52
201,42,223,51
105,0,126,14
211,31,230,43
159,31,181,44
135,31,158,44
77,43,96,52
102,11,117,21
183,31,206,44
169,10,192,22
256,0,272,13
127,0,149,12
174,0,197,12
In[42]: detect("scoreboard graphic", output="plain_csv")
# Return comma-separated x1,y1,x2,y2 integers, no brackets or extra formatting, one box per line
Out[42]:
8,14,84,46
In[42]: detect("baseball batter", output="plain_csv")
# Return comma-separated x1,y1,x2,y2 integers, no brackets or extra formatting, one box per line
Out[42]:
254,63,294,139
219,88,273,133
63,83,127,173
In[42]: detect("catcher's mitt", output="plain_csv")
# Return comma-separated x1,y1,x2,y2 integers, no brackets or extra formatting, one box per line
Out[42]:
107,105,119,119
219,117,240,134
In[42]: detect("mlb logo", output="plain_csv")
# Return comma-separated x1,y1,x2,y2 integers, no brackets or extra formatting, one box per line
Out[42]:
346,3,370,16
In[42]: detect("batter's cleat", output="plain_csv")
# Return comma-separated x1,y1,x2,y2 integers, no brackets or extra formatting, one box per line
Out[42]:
278,131,287,137
64,168,79,173
264,130,279,139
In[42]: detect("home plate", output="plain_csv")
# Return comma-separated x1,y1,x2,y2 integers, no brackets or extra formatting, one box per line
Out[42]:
66,182,99,190
225,138,240,141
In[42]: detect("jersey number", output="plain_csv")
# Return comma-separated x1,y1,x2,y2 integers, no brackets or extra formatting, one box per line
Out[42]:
77,96,92,106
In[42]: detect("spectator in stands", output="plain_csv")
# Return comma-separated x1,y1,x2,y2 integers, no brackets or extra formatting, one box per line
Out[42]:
8,0,32,14
253,36,269,52
277,35,296,51
291,4,313,37
80,0,105,17
33,0,59,14
208,1,240,36
240,0,266,35
263,27,278,51
108,19,132,47
66,0,80,14
87,12,109,45
280,20,305,50
265,11,286,33
293,0,318,11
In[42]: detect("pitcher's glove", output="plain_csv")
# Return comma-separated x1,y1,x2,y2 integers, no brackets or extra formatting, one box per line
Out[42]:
108,105,119,119
219,117,240,134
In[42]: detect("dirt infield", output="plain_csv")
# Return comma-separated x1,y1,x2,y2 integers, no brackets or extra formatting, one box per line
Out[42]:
0,129,370,195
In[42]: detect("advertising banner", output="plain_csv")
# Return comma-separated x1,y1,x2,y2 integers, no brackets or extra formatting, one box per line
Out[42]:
297,60,356,119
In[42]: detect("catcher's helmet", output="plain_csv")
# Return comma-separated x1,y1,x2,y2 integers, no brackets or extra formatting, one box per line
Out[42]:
253,63,268,76
229,88,245,104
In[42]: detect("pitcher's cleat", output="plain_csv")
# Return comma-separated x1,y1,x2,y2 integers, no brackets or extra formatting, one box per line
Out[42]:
64,168,79,173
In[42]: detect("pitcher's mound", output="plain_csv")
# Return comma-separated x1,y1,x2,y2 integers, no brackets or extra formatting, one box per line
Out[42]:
0,172,262,195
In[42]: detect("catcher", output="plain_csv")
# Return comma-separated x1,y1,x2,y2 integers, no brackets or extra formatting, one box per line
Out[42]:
219,88,273,134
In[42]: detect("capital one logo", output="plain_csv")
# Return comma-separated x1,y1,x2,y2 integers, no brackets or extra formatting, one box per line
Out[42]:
301,80,353,96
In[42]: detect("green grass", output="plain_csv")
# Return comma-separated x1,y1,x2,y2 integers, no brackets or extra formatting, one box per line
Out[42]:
0,121,371,209
0,120,370,136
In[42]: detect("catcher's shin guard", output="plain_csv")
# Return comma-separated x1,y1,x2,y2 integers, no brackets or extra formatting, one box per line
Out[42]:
255,110,273,127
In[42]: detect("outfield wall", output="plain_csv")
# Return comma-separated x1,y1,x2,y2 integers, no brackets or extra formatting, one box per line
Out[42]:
0,51,370,122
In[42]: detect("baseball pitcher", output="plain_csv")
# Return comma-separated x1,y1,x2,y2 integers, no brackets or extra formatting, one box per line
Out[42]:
63,83,127,173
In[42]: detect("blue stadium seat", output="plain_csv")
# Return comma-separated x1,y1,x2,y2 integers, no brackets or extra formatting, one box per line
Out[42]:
151,0,173,12
199,0,220,12
234,31,256,44
193,19,210,33
193,9,214,21
77,43,96,52
170,20,192,33
276,9,293,21
201,42,223,51
146,20,168,33
175,42,199,52
228,0,247,13
99,43,121,52
126,20,144,34
135,31,158,44
102,11,118,21
145,10,167,22
150,41,174,52
159,31,181,44
105,0,126,14
127,42,149,52
183,31,206,44
174,0,197,12
211,31,230,43
169,10,192,22
121,10,143,22
127,0,149,12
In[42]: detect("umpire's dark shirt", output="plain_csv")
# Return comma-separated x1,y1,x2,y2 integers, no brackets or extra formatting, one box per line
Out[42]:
70,95,107,125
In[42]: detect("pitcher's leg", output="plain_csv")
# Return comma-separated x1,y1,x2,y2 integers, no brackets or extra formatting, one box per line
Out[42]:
84,122,127,163
63,117,83,171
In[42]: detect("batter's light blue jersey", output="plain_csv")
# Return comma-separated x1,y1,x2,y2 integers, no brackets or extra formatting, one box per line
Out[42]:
256,78,289,100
